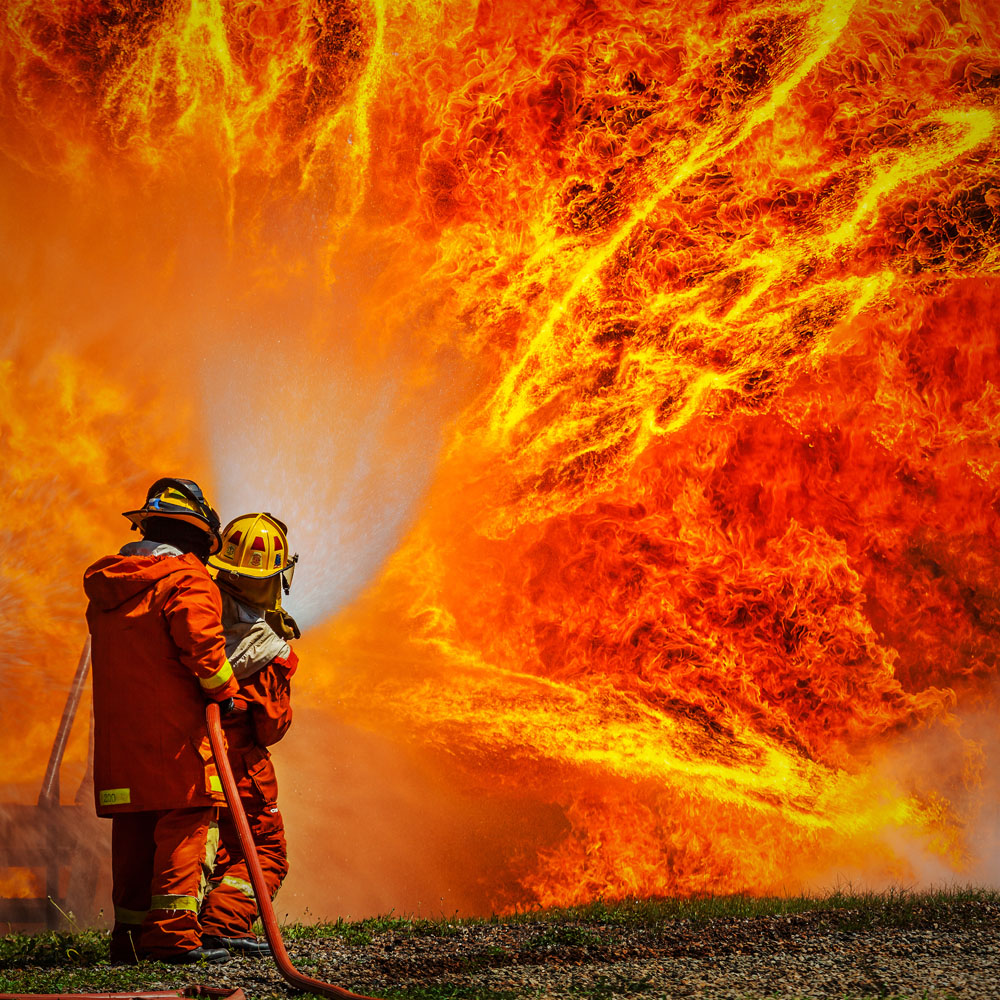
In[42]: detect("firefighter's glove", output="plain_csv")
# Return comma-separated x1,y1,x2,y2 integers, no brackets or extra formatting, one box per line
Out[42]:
266,607,301,640
218,697,237,716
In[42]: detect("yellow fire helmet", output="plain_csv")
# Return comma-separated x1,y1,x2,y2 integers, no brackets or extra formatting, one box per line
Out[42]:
209,512,298,593
122,477,223,555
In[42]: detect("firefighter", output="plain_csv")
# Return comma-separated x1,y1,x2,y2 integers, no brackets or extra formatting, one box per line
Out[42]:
199,512,300,956
83,478,239,965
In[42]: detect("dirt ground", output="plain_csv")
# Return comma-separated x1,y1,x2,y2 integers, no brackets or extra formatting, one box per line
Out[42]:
103,900,1000,999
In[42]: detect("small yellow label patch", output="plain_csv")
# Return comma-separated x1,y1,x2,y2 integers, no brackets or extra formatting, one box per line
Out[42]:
99,788,131,806
209,775,222,793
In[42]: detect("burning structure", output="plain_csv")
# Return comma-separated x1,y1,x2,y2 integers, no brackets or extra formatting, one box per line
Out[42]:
1,0,999,920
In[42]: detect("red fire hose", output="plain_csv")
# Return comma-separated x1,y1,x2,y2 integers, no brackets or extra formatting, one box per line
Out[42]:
204,701,380,1000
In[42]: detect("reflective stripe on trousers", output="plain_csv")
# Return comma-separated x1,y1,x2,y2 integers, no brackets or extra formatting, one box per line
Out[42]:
150,893,199,913
110,806,219,957
218,874,256,899
113,905,147,925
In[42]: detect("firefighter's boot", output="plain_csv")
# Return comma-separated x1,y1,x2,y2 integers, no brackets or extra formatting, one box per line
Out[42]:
203,933,271,956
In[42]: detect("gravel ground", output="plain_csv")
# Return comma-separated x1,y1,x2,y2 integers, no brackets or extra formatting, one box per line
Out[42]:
145,900,1000,999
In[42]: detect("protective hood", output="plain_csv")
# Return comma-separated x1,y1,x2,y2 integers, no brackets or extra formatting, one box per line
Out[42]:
220,591,291,680
83,546,202,613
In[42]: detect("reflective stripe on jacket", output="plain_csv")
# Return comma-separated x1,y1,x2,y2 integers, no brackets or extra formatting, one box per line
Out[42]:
84,547,239,816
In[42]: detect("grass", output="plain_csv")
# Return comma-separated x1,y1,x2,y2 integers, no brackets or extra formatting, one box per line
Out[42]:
0,886,994,998
0,927,108,968
276,883,1000,945
525,924,602,950
494,882,1000,933
279,911,461,945
378,987,527,1000
0,963,190,994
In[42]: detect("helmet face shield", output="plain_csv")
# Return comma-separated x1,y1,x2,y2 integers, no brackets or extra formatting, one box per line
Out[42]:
216,571,281,610
280,554,298,595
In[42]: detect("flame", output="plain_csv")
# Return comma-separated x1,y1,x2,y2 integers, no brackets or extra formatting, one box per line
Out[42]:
1,0,999,913
0,868,44,901
0,353,196,799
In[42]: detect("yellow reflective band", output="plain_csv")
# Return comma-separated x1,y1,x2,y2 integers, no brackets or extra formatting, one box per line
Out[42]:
99,788,131,806
200,658,235,691
150,894,198,913
113,905,147,925
221,875,256,900
199,821,220,905
157,489,200,513
209,775,222,792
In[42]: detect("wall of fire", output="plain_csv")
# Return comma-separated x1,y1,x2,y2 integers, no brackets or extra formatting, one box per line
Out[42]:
1,0,999,922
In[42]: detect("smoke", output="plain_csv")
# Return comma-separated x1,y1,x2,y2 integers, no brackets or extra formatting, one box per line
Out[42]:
275,705,568,919
810,700,1000,895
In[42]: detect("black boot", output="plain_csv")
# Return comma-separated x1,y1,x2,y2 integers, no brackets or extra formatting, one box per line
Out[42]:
202,933,271,957
157,945,231,964
109,930,144,965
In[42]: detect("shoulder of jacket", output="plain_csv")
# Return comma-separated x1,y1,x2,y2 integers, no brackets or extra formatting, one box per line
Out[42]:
175,553,213,577
158,556,216,594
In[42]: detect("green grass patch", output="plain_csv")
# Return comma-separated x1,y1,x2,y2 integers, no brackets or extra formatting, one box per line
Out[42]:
280,911,459,945
496,883,1000,932
0,928,108,968
0,964,182,994
525,924,602,950
379,987,528,1000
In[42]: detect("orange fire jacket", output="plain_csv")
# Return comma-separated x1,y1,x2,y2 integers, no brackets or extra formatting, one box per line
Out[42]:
84,549,239,816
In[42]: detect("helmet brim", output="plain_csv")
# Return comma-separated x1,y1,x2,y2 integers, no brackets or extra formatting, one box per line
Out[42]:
208,554,296,588
123,508,223,555
207,560,284,580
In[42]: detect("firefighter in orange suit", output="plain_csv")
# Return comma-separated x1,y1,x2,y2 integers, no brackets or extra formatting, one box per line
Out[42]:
199,512,300,956
84,478,239,965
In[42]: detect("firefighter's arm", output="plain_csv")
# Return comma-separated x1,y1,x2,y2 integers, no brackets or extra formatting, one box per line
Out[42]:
249,650,297,747
163,565,239,701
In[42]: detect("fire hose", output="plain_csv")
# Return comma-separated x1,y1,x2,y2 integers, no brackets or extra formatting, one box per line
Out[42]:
204,701,380,1000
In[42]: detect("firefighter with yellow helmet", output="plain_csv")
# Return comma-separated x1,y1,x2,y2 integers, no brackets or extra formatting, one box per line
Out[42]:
198,512,300,955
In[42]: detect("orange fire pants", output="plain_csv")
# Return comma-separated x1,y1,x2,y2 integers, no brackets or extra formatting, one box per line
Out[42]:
110,807,219,960
200,755,288,938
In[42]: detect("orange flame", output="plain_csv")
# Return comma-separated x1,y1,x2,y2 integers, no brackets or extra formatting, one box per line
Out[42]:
0,868,43,901
1,0,999,914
